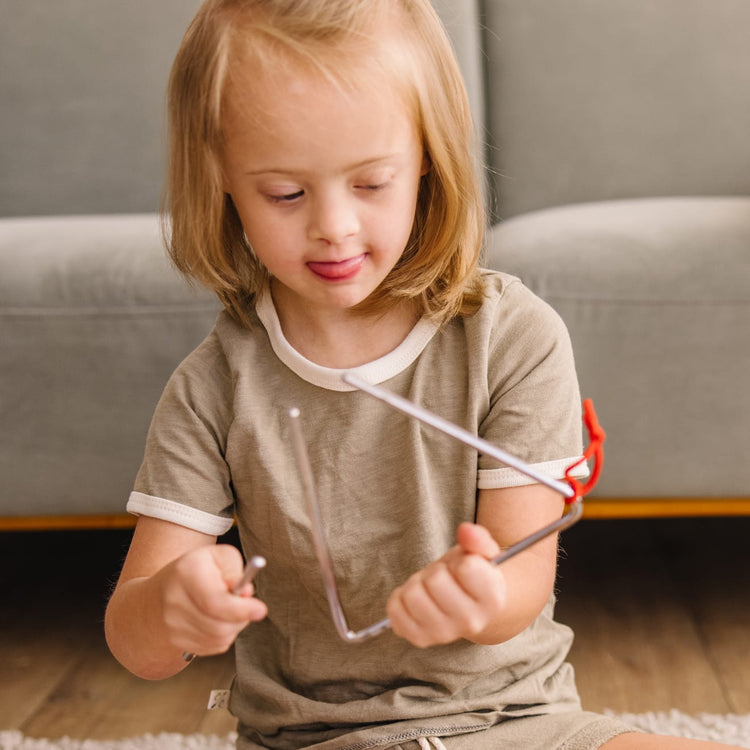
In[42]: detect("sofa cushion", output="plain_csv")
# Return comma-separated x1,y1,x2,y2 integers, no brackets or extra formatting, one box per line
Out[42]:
485,197,750,498
0,214,219,519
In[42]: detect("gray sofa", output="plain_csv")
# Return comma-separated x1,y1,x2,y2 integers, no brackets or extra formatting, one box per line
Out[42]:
1,1,748,528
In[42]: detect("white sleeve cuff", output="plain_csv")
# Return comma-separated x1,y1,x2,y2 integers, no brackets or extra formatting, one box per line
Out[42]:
477,456,589,490
127,491,234,535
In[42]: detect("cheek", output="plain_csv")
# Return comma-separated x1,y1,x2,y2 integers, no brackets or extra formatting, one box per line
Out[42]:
366,210,416,264
387,181,421,242
232,198,291,252
243,221,292,265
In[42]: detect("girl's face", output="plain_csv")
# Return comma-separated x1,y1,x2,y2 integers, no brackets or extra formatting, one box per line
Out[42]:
221,61,427,321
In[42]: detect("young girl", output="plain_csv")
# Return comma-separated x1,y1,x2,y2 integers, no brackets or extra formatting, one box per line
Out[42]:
105,2,740,749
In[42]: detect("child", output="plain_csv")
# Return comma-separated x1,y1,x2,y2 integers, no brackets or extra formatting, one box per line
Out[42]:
105,2,740,749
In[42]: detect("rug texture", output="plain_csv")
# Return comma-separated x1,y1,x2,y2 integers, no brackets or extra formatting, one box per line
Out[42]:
2,712,749,749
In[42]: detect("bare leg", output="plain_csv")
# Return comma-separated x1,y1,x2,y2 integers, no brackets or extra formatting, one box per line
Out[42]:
603,733,743,749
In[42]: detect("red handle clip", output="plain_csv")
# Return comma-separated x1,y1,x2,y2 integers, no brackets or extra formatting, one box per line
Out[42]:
564,399,606,502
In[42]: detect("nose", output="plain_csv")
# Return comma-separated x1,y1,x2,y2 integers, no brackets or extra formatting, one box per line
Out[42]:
308,191,360,245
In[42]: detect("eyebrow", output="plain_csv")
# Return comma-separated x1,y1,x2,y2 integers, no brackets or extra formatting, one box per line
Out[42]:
243,154,402,177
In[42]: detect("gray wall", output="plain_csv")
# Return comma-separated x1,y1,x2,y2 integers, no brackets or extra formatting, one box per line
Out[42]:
0,1,203,216
0,1,484,219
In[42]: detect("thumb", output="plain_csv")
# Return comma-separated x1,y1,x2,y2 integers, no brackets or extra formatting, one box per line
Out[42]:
455,522,501,560
208,544,247,590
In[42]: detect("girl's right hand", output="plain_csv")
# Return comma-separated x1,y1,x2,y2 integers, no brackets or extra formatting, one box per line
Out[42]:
156,543,268,658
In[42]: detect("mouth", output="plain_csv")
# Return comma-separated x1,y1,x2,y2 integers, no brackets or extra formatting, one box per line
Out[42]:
307,254,367,281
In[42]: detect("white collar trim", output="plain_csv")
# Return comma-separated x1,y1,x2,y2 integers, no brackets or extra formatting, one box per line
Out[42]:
255,290,439,391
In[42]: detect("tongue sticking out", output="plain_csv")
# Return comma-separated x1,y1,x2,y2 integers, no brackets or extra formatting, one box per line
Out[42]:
307,254,366,280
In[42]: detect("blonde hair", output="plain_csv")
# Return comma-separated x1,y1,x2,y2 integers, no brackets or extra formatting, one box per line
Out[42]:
164,0,486,328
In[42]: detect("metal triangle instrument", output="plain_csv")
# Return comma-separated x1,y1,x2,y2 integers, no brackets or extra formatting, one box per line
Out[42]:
287,372,585,643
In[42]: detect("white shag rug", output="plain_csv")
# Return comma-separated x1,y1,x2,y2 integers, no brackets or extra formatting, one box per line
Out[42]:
2,712,749,749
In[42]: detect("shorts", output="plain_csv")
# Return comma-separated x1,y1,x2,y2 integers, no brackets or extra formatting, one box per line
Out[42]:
392,712,636,750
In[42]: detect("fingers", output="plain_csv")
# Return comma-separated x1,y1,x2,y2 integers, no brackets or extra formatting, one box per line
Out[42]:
387,564,477,647
455,521,501,559
209,543,247,586
183,546,264,618
161,545,268,657
387,526,506,648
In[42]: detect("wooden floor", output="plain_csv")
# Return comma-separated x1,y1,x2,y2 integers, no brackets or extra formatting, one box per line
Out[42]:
1,516,748,740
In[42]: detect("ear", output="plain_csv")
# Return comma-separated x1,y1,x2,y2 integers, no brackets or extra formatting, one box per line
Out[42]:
420,151,432,176
221,164,232,194
215,147,232,193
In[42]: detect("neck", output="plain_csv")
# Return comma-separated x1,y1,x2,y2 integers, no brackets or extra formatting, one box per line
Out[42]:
271,286,419,369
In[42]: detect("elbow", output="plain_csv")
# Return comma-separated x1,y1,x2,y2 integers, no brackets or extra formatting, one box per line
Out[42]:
104,602,187,682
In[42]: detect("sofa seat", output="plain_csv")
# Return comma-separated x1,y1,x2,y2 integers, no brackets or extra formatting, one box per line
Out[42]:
486,197,750,511
0,214,219,526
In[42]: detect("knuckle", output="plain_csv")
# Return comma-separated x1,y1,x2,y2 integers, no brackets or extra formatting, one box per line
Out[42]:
412,633,432,649
457,554,485,579
456,610,482,636
488,587,506,612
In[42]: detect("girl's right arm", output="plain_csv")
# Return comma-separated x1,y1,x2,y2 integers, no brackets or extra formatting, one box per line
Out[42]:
105,516,267,680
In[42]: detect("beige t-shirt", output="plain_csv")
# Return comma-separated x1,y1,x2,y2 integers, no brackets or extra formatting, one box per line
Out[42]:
128,271,587,750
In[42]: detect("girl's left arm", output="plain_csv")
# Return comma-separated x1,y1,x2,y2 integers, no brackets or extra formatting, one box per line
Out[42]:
386,483,564,648
472,483,565,644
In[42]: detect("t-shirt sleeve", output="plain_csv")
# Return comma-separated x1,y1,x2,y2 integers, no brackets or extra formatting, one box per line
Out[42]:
476,278,589,490
126,333,236,535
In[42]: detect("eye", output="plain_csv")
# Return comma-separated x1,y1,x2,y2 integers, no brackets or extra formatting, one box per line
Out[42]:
267,190,304,204
356,182,389,192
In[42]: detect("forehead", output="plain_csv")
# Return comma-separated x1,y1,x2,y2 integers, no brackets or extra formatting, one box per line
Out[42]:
220,9,421,129
221,57,421,167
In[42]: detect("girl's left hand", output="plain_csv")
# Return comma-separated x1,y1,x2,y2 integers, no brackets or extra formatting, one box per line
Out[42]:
386,522,507,648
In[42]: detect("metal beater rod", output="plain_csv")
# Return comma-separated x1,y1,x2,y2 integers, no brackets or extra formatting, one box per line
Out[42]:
341,373,576,499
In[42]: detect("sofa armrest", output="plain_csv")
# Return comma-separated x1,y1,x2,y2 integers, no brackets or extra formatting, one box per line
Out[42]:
0,214,219,524
486,197,750,503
